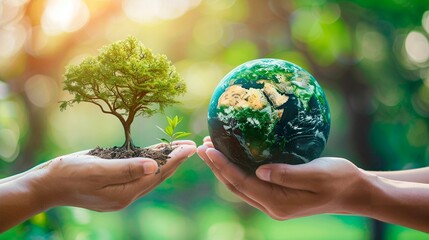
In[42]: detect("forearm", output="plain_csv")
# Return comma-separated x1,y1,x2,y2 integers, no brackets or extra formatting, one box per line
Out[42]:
355,172,429,232
0,172,26,184
0,175,48,233
369,167,429,184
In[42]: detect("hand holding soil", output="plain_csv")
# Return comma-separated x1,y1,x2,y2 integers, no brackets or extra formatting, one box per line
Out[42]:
45,140,196,211
0,141,195,232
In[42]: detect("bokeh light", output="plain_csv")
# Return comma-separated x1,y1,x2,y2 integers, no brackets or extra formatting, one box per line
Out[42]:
25,26,50,56
41,0,89,35
207,222,245,240
0,22,26,59
405,31,429,64
358,29,387,62
24,75,58,108
122,0,201,23
423,11,429,34
0,100,22,162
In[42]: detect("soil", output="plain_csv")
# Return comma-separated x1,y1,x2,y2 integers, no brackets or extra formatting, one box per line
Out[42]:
88,144,174,167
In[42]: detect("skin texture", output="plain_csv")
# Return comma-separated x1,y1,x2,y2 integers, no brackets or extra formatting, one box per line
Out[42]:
198,136,429,233
0,140,196,233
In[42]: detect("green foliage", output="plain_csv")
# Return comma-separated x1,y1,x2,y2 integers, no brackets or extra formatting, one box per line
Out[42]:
60,36,186,148
61,36,186,117
157,115,191,145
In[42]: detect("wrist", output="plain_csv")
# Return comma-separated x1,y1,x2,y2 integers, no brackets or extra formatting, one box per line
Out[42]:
339,168,380,216
22,169,57,211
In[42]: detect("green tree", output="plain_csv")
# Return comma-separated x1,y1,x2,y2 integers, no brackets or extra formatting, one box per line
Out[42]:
60,36,186,150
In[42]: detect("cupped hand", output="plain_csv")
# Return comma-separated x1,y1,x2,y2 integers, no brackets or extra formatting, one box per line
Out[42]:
27,140,196,212
197,137,369,220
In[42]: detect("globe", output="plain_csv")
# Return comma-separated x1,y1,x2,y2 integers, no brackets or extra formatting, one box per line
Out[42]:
208,58,330,173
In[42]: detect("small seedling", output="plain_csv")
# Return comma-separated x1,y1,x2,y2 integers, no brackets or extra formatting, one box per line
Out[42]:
157,115,191,146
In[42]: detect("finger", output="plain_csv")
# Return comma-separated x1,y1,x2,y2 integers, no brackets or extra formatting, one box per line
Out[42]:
102,154,198,210
158,145,195,175
130,144,197,198
135,159,187,199
135,146,196,198
203,141,214,148
172,140,196,146
135,165,179,198
97,158,158,184
148,140,196,149
256,163,320,191
197,146,268,212
154,144,196,176
197,145,210,162
205,148,275,206
169,144,197,161
203,136,211,142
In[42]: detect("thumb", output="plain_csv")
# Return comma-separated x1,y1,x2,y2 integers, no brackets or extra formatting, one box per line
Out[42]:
255,163,317,190
101,158,158,184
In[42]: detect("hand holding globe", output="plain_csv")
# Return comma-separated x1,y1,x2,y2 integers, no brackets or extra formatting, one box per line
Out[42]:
208,59,331,173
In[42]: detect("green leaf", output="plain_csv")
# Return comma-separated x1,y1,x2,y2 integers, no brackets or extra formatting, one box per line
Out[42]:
59,101,68,111
157,138,171,144
167,116,174,127
156,125,167,135
168,115,176,129
172,131,186,137
174,132,191,139
165,125,174,136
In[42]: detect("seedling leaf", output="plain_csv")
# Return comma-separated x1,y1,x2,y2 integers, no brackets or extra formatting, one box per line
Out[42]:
165,125,174,136
157,115,192,145
174,132,191,138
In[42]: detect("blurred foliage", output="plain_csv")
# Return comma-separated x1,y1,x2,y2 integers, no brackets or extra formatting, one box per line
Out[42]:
1,0,429,239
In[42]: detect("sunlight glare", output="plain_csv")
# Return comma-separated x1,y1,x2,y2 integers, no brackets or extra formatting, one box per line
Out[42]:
122,0,201,23
41,0,89,35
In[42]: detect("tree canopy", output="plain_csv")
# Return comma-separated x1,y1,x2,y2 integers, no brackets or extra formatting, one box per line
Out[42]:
61,36,186,149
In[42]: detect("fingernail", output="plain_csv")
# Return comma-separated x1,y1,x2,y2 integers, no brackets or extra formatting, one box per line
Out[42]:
188,148,196,157
205,150,214,163
256,168,271,181
143,161,157,174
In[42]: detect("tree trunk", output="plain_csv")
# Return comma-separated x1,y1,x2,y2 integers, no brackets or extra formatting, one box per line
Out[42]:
122,122,135,150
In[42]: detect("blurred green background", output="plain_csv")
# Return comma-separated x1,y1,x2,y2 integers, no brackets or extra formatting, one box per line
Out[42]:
1,0,429,239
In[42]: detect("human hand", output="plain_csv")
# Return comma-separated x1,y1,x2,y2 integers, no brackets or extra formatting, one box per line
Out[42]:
197,137,369,220
26,140,196,212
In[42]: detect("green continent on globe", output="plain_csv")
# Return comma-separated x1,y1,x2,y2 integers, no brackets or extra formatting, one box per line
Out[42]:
208,58,330,173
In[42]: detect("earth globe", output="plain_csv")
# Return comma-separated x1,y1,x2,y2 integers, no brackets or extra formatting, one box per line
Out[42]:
208,58,330,173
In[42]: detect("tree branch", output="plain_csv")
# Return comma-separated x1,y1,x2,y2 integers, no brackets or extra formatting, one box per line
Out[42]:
82,99,126,124
114,84,129,108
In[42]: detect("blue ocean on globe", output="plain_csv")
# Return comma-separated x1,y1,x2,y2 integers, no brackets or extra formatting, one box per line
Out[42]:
208,58,331,173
